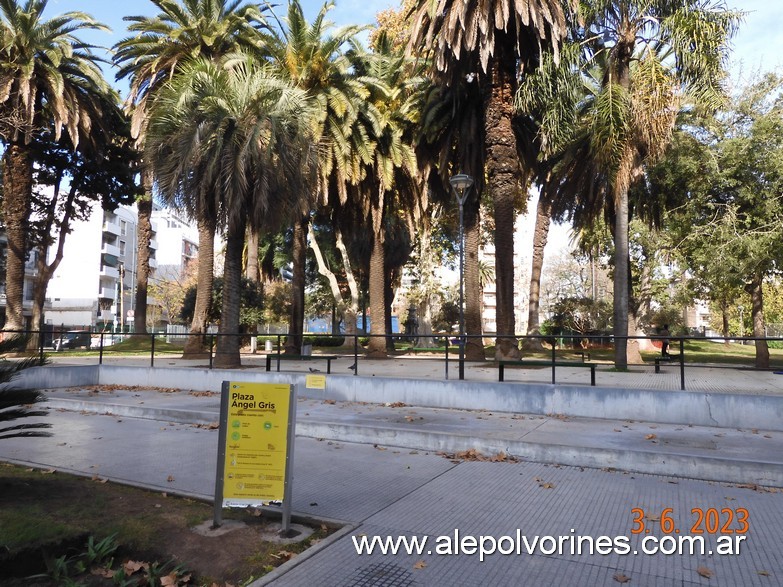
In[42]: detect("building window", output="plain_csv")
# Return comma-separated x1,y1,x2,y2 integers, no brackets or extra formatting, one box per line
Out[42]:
120,220,127,236
119,240,126,256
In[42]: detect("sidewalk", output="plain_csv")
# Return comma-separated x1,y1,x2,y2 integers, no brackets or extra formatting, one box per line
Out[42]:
2,360,782,585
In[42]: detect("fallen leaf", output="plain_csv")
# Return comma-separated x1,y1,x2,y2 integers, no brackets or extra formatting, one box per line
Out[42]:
41,469,55,475
613,573,631,583
539,482,555,489
167,475,175,482
757,570,770,576
387,402,407,408
123,560,148,575
645,434,657,440
413,560,427,570
161,572,180,586
272,550,296,561
697,566,715,578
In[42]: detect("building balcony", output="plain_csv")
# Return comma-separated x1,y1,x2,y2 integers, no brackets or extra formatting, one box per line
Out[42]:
103,221,121,236
149,239,158,250
102,242,120,258
100,265,120,279
149,257,158,269
98,287,116,301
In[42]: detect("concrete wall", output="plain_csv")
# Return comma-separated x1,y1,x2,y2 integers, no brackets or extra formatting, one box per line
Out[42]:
13,365,783,432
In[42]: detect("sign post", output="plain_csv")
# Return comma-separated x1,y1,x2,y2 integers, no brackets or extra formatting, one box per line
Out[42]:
213,381,297,534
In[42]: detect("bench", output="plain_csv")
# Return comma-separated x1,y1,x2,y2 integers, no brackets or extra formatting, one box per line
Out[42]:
264,354,338,374
498,360,596,386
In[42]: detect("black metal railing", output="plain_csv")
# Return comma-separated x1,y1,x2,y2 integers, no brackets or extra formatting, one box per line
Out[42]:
4,327,781,391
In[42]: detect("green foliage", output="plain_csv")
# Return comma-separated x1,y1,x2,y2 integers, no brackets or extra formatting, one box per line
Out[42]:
0,336,50,440
180,277,264,329
548,296,612,336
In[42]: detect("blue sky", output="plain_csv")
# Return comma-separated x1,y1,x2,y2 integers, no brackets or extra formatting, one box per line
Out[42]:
49,0,782,97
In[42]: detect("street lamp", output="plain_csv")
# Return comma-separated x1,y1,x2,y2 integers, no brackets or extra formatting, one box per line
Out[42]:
450,173,474,381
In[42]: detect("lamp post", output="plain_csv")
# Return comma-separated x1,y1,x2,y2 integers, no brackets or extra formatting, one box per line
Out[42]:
449,173,474,381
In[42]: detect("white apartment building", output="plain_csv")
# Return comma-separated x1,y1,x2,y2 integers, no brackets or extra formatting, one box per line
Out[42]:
46,202,158,330
46,202,202,331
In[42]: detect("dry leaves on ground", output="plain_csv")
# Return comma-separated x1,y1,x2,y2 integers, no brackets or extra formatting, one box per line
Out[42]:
413,560,427,570
613,573,631,583
436,449,519,463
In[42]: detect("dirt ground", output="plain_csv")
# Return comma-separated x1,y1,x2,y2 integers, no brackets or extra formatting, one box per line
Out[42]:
0,464,331,586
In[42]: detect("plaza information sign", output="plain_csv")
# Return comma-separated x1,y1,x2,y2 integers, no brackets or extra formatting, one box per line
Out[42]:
214,382,296,525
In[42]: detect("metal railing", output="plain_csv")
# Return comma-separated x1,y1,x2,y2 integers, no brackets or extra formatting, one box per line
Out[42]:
4,328,781,391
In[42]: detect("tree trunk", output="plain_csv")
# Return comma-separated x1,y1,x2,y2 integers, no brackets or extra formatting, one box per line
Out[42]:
245,227,260,282
384,267,396,352
367,190,387,358
463,198,484,361
720,298,730,345
286,214,307,354
336,228,360,347
484,50,520,360
745,274,769,369
214,219,246,369
613,182,630,369
183,216,215,358
2,144,33,333
134,168,154,334
524,194,551,351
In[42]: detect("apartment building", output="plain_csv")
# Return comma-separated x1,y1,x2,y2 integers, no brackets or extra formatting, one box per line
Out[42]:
46,203,155,330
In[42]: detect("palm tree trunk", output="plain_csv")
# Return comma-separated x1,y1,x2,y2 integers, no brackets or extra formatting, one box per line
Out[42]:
215,219,246,368
367,191,387,358
524,194,552,351
613,184,630,369
745,273,769,369
464,198,484,361
183,216,215,358
286,214,307,354
246,227,260,282
2,144,33,333
484,50,520,360
134,168,154,335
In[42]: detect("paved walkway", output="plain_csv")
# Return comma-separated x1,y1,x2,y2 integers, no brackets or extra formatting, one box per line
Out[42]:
1,357,782,585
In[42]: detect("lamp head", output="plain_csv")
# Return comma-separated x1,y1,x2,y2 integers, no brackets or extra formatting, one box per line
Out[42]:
449,174,474,206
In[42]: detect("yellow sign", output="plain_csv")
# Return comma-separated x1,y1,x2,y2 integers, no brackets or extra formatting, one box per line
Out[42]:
305,374,326,390
222,382,292,504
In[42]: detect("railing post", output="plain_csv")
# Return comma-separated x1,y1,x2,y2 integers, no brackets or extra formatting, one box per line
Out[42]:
679,338,685,391
150,333,155,368
445,337,449,380
38,328,44,363
353,334,358,376
276,335,282,372
551,339,556,384
99,332,104,365
209,334,214,370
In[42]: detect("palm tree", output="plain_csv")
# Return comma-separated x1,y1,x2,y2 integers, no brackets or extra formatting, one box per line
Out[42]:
564,0,739,368
113,0,270,341
348,36,421,357
0,0,111,333
266,0,364,354
410,0,571,359
146,56,315,368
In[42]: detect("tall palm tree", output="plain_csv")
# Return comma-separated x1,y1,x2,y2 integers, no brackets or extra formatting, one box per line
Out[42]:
410,0,571,359
565,0,739,368
266,0,364,354
113,0,270,341
146,56,315,368
348,36,421,357
0,0,111,333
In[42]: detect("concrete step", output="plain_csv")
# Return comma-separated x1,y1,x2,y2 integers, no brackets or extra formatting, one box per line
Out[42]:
44,395,783,488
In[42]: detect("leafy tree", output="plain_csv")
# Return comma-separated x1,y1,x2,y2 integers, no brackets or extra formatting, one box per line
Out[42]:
409,0,570,359
113,0,272,342
181,276,263,330
26,102,139,350
146,56,315,368
0,0,112,333
558,0,740,368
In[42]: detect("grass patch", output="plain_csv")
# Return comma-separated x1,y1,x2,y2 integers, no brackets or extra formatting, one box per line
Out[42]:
0,464,334,586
